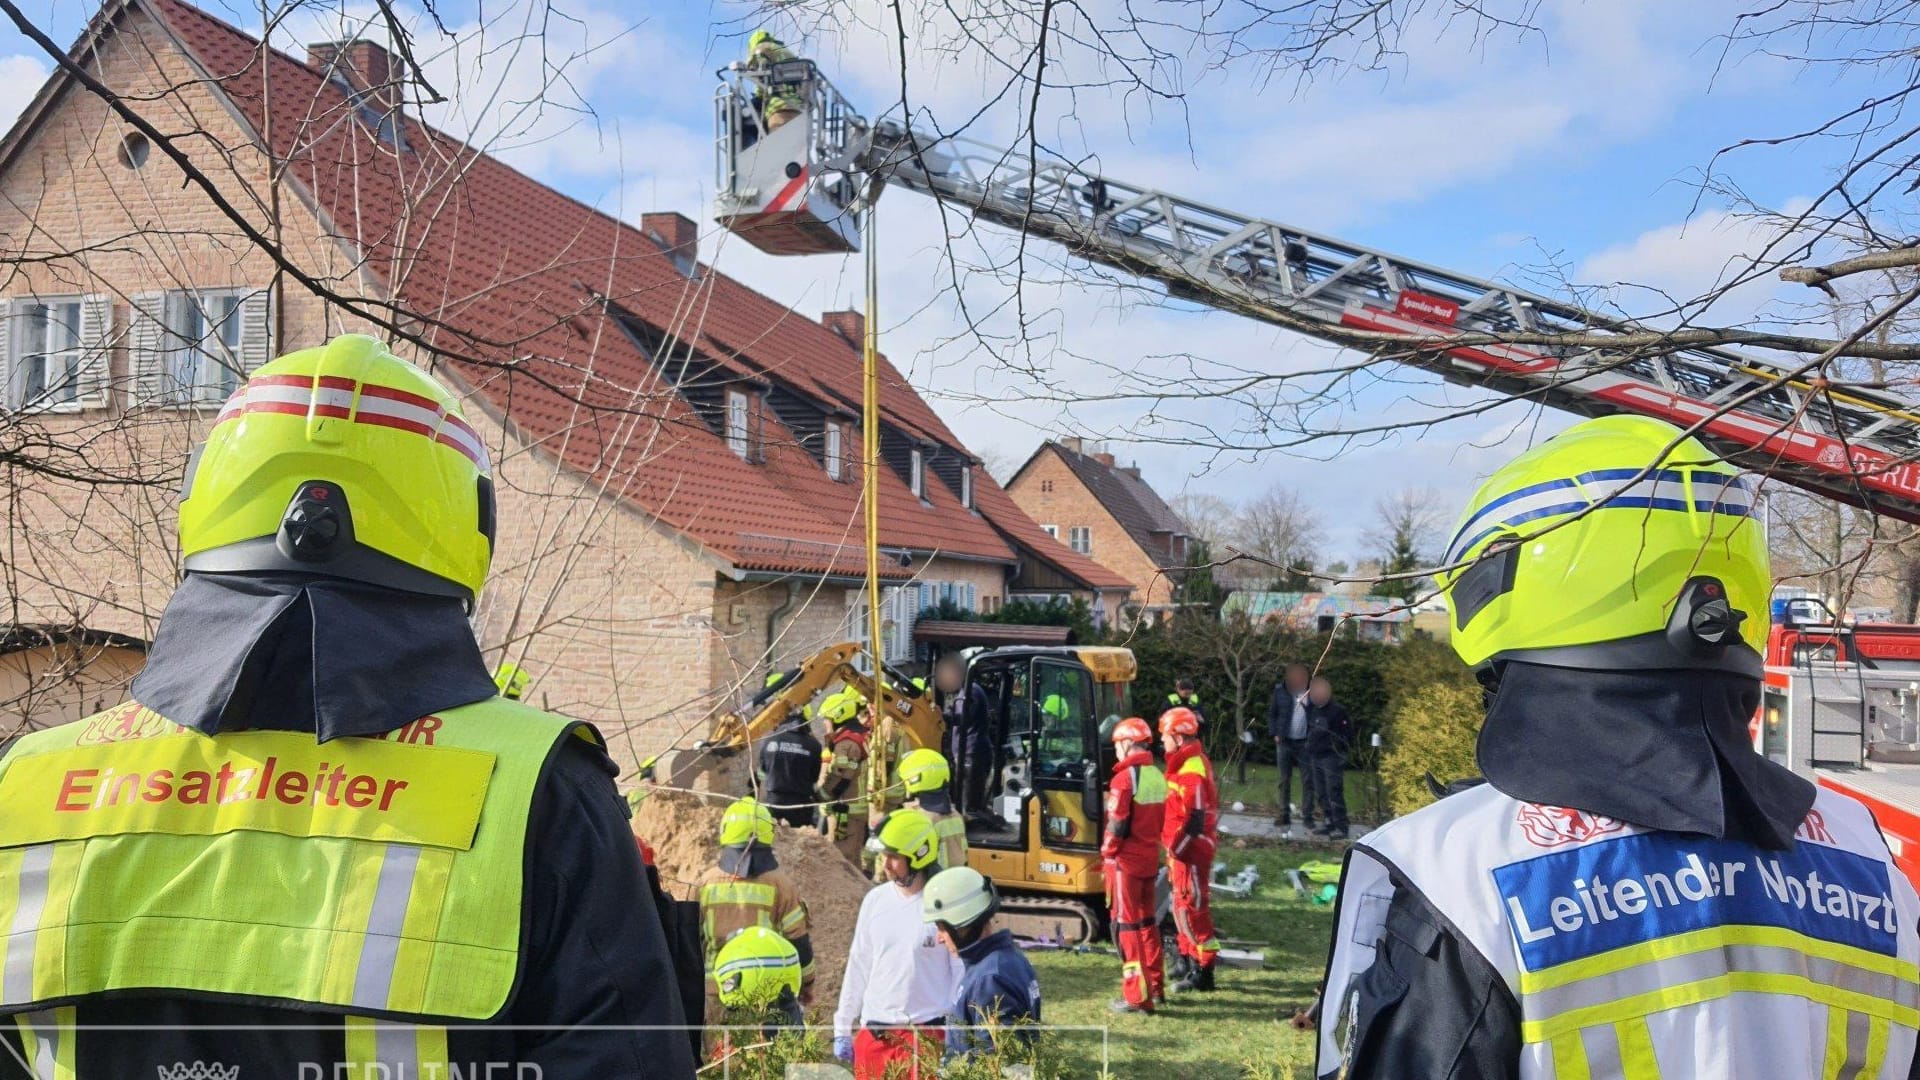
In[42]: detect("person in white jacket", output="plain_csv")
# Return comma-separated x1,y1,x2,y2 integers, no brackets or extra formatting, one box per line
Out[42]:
834,809,964,1079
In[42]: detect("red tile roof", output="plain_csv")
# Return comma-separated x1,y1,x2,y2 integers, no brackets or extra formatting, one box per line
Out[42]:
140,0,1019,576
971,475,1134,591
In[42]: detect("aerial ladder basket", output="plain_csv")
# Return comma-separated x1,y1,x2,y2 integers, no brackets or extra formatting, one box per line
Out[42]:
714,60,881,256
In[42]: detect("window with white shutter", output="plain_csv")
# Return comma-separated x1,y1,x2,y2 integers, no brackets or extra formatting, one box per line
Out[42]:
4,296,99,412
825,423,844,481
130,288,270,408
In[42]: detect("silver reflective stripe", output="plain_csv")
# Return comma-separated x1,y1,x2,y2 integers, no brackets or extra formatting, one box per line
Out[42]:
1526,945,1910,1021
3,845,54,1005
350,844,422,1010
1837,1009,1872,1080
372,1021,415,1076
16,1009,58,1080
1579,1022,1623,1078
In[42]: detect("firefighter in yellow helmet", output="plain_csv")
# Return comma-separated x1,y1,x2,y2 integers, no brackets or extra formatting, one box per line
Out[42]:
745,30,804,133
1318,416,1920,1078
897,747,968,871
711,926,806,1066
494,661,530,700
696,796,814,1049
817,686,872,860
0,336,697,1075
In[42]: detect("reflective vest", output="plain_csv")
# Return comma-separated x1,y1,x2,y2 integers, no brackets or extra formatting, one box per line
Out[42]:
922,807,969,872
1102,754,1167,877
0,696,594,1073
1320,783,1920,1078
1164,743,1218,866
696,865,810,986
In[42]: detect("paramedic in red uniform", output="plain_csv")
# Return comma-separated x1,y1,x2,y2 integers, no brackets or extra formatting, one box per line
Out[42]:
1102,716,1168,1013
1160,706,1221,993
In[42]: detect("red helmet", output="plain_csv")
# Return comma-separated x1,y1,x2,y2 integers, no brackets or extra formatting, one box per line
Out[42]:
1111,716,1152,745
1159,707,1200,738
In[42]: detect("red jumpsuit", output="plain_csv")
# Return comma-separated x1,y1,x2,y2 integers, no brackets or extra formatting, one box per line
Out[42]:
1163,740,1221,971
1102,748,1168,1008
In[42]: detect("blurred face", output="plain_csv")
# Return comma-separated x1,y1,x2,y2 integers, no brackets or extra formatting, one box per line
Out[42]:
1285,667,1309,693
1309,678,1332,707
935,661,964,693
884,851,913,886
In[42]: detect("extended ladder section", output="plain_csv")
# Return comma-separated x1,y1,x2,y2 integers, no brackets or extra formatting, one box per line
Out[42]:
714,65,1920,523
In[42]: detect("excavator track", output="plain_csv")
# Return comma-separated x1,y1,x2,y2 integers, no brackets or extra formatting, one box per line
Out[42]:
998,895,1104,945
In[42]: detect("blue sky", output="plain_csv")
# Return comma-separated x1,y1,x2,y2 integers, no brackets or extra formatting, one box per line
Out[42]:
0,0,1896,561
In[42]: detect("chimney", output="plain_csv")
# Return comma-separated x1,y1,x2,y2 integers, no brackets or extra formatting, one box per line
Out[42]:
1094,451,1116,467
821,310,866,346
308,39,403,112
1120,465,1142,480
1059,436,1084,455
642,212,700,263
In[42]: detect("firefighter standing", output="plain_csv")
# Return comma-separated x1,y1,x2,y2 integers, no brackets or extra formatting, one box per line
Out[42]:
1319,416,1920,1077
819,689,872,860
1102,716,1168,1014
1160,706,1221,993
745,30,804,132
0,335,695,1076
897,748,969,871
757,688,822,829
697,796,814,1042
1162,679,1203,728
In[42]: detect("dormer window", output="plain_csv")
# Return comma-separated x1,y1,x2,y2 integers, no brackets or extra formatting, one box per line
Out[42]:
910,448,925,498
826,423,845,481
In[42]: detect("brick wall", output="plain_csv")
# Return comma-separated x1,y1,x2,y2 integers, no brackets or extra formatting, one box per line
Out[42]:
1007,448,1173,609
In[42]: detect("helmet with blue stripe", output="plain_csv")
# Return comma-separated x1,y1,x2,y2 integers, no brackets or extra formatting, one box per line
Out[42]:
1437,416,1768,675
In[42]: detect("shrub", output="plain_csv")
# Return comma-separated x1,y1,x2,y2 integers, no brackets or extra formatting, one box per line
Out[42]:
1379,680,1484,816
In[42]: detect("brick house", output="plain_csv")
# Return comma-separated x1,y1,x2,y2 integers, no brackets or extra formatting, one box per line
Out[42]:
1006,437,1193,617
0,0,1130,761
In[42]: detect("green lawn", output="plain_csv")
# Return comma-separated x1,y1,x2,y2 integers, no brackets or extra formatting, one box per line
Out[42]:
1216,762,1388,827
1026,840,1347,1080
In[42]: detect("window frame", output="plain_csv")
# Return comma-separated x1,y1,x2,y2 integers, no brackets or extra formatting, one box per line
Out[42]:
909,447,925,498
166,290,247,409
726,389,751,459
960,465,973,508
1041,524,1058,538
825,422,844,481
1069,526,1092,555
10,296,86,412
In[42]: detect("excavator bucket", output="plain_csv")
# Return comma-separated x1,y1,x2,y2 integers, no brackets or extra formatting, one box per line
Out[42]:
657,745,750,792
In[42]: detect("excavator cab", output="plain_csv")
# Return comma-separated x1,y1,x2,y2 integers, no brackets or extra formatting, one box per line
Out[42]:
713,59,872,255
959,645,1136,941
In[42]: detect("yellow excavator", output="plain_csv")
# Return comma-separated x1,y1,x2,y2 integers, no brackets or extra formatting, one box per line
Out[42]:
643,640,1138,942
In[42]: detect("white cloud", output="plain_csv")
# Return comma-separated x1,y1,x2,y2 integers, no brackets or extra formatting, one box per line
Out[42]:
0,53,49,132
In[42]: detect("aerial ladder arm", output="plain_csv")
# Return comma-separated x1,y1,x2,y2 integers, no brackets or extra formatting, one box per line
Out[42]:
714,62,1920,525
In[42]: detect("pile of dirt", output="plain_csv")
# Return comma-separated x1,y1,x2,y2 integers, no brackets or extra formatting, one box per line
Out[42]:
635,790,873,1008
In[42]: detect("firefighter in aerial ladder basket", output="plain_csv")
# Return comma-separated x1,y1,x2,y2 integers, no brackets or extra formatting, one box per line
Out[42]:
1317,415,1920,1078
746,30,804,133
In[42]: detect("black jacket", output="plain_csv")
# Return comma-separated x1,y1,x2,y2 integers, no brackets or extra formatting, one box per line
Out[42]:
942,682,994,756
758,720,823,804
1303,699,1352,758
0,574,699,1079
1267,684,1307,742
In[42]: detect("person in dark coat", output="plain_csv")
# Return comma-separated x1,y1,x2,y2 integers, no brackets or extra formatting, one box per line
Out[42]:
758,710,824,828
1303,675,1352,836
1266,663,1314,829
936,654,995,818
922,867,1040,1059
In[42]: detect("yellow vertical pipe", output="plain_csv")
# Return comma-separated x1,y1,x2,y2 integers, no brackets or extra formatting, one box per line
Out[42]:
863,203,884,682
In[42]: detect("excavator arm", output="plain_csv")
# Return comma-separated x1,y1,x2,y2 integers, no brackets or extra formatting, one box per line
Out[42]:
644,642,944,791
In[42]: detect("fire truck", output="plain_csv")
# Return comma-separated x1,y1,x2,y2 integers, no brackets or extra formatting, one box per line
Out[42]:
1758,597,1920,884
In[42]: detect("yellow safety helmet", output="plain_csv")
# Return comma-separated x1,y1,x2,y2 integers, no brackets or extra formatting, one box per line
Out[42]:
1041,694,1069,720
870,808,940,870
713,926,801,1009
749,29,781,50
178,335,494,603
821,688,862,726
1437,416,1768,674
720,796,776,848
494,663,529,700
897,748,950,795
